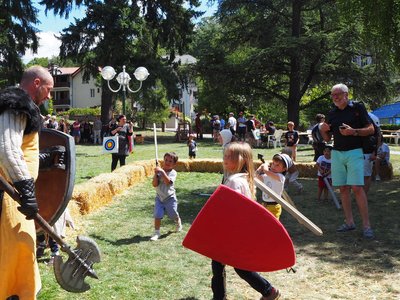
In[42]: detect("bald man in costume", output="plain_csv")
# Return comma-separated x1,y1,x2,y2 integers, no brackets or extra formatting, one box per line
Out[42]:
0,66,53,299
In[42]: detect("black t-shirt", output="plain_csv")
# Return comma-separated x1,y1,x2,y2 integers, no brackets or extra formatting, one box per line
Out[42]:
327,101,371,151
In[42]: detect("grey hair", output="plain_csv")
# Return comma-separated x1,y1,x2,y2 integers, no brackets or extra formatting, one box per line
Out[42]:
331,83,348,93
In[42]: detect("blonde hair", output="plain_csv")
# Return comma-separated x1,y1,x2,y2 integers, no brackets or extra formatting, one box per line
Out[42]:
223,142,255,198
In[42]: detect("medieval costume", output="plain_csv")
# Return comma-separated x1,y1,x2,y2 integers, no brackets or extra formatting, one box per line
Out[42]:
0,87,42,299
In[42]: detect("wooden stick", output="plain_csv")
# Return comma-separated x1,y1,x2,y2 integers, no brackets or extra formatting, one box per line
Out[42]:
282,190,296,208
254,177,323,236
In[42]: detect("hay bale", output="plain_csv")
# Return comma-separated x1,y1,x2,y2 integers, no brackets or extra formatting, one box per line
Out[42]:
175,160,190,172
296,163,318,178
90,173,130,196
372,162,393,180
114,164,146,186
187,159,223,173
134,160,156,176
72,181,113,214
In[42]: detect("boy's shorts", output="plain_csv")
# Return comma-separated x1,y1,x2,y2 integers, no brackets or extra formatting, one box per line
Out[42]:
261,202,282,220
318,176,331,189
153,196,179,220
363,153,373,177
331,148,364,186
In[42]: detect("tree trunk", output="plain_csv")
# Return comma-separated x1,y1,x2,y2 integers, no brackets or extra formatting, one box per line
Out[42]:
287,0,302,129
101,85,114,124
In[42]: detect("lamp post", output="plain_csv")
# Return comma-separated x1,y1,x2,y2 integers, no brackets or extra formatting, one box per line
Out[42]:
101,65,149,115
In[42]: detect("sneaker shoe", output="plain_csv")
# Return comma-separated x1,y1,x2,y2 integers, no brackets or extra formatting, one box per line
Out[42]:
336,223,356,232
375,175,381,181
150,231,160,241
176,222,183,232
363,227,374,239
36,246,45,259
51,250,60,257
260,287,281,300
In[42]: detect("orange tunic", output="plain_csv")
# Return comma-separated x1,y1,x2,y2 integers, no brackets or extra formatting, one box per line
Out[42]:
0,131,40,300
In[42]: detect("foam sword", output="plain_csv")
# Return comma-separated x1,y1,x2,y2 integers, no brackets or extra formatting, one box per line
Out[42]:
153,123,159,166
0,175,101,293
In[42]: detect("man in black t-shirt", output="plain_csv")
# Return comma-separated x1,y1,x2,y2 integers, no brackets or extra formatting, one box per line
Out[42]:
320,83,375,239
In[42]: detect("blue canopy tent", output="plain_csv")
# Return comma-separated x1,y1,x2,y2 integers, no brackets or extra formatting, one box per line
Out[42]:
371,102,400,125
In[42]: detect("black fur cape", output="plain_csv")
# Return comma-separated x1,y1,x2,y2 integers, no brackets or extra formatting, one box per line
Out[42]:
0,87,41,134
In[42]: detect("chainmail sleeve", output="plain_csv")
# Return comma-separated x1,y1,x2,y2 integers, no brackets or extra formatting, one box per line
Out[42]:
0,110,31,181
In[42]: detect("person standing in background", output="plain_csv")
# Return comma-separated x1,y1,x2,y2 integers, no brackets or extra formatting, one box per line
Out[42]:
227,112,237,136
110,114,133,171
320,83,374,239
93,116,103,145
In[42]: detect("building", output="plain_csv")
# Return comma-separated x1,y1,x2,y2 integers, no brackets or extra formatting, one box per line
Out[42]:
51,57,198,127
51,67,102,111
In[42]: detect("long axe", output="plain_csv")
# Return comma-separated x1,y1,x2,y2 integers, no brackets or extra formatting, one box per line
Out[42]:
0,175,101,293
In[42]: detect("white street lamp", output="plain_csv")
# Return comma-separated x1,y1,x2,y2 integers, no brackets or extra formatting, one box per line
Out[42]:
101,65,149,114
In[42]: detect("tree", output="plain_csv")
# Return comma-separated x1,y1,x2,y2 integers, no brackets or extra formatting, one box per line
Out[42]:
193,0,399,127
40,0,203,126
0,0,39,87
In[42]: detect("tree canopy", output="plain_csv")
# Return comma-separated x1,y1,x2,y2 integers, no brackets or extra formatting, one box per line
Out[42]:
40,0,203,124
0,0,39,86
192,0,400,127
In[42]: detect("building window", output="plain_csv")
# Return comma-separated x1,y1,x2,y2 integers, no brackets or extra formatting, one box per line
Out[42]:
90,89,95,97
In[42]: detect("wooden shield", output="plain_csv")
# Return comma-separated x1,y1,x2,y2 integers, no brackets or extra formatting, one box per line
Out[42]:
36,128,75,230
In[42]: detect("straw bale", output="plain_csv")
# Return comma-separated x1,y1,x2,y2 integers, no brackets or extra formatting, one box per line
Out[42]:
372,162,393,180
188,159,223,173
175,160,191,172
296,163,318,178
133,160,156,176
113,164,146,186
89,173,130,196
66,200,81,223
72,181,113,214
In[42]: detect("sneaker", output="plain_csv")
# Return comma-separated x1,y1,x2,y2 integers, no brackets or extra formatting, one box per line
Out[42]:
176,222,183,232
150,231,160,241
36,246,45,259
336,223,356,232
363,227,374,239
375,175,381,181
51,250,60,257
260,287,281,300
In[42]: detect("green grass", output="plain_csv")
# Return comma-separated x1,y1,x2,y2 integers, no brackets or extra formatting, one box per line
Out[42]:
37,132,400,299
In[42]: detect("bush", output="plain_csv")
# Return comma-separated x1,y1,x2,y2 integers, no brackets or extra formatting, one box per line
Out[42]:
58,107,101,119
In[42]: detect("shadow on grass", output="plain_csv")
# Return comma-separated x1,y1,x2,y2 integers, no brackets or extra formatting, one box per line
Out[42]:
283,178,400,280
90,232,174,245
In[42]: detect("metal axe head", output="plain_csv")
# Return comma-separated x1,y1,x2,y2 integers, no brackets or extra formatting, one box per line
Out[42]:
53,235,101,293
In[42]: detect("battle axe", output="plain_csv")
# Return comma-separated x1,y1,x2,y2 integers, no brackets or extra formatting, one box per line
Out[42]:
0,175,101,293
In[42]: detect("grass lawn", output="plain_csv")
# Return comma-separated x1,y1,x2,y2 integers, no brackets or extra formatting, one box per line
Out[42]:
37,131,400,299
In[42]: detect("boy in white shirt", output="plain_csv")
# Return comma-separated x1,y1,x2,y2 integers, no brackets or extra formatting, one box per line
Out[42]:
316,145,332,201
256,153,292,220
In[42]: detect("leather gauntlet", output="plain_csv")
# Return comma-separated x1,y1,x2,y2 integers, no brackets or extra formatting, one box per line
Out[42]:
14,178,38,219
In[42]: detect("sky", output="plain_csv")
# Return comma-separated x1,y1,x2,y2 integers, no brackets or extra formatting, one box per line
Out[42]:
23,1,218,63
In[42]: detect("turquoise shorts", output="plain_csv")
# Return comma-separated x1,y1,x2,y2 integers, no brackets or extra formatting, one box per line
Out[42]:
331,148,364,186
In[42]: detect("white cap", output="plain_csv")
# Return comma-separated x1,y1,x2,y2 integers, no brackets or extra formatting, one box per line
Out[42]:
219,129,233,147
368,112,380,127
274,153,293,169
